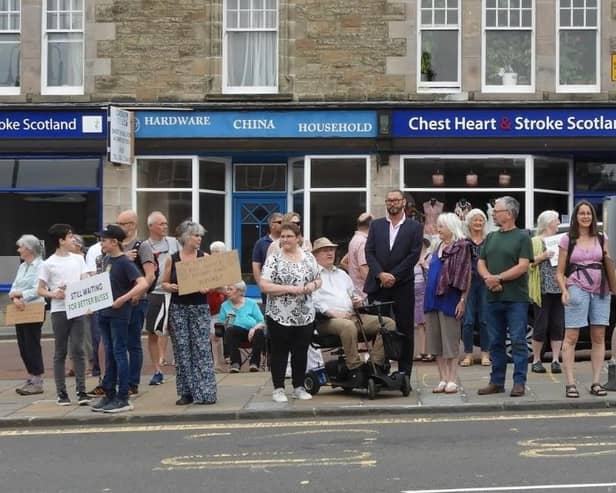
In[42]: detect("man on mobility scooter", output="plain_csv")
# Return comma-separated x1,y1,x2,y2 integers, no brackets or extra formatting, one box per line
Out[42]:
305,237,411,398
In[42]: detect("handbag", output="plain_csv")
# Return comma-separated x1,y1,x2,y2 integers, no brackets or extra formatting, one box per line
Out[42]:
603,252,616,295
381,330,407,361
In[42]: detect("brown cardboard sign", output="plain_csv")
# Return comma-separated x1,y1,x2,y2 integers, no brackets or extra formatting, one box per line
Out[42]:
176,250,242,295
5,302,46,325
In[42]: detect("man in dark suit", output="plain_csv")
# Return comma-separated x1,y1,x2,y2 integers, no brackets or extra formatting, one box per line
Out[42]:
365,190,424,376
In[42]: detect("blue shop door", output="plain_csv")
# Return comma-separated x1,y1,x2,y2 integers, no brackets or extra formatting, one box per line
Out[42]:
233,196,287,297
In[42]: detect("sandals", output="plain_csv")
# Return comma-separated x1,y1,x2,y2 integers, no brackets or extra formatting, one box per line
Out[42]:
590,383,608,397
459,355,473,367
422,354,436,362
444,382,459,394
565,385,579,398
481,354,491,366
413,354,425,362
433,381,447,393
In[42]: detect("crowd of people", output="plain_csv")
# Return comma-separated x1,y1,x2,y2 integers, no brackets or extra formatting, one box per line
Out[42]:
7,194,615,411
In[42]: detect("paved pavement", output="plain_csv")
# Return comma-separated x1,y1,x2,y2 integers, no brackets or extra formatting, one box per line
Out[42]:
1,341,616,428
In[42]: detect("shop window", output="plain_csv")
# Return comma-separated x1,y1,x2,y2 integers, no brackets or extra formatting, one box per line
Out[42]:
15,158,98,187
482,0,534,92
310,157,366,188
199,159,226,191
137,191,192,236
533,157,569,191
223,0,278,94
534,192,569,225
137,159,192,188
0,0,20,95
417,0,460,92
403,157,525,189
292,158,304,191
199,192,225,246
557,0,599,92
234,164,285,191
575,162,616,192
42,0,84,95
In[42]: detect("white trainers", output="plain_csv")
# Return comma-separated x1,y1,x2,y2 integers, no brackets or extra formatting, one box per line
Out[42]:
292,387,312,400
272,388,288,403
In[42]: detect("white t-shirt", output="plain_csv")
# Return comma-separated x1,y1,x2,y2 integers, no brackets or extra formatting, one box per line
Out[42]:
147,236,180,294
39,252,88,312
85,242,103,273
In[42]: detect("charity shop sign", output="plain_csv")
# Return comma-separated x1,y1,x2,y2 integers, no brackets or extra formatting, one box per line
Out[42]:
134,110,377,138
392,109,616,138
176,250,242,295
4,302,45,325
0,111,106,139
65,272,113,319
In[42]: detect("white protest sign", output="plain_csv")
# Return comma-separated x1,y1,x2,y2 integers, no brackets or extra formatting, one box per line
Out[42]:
65,272,113,319
543,233,565,267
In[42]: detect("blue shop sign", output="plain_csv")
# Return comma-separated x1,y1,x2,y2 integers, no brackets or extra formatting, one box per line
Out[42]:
134,110,377,138
392,109,616,138
0,111,106,138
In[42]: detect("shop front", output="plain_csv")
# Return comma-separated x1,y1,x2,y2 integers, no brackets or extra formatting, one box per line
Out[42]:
132,109,377,294
0,109,107,290
391,107,616,229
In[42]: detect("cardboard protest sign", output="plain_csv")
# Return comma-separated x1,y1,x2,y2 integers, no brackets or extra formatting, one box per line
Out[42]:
65,272,113,319
5,302,45,325
176,250,242,295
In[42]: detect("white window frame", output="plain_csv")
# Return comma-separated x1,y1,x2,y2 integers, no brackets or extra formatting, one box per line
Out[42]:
481,0,535,94
0,0,20,95
555,0,600,93
416,0,461,93
222,0,279,95
41,0,84,95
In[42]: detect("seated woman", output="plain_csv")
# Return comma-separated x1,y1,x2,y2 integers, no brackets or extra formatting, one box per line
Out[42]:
219,281,266,373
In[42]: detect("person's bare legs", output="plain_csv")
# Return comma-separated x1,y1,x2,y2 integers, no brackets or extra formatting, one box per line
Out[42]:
158,334,170,365
148,333,162,374
531,340,543,364
562,328,579,386
589,325,606,384
414,324,426,358
550,339,563,363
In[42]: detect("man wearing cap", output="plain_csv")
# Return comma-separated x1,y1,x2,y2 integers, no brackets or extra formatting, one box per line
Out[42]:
312,237,396,383
91,224,149,413
342,212,372,301
116,209,156,395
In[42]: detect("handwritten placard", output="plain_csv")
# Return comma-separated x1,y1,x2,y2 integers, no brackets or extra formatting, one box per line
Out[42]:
5,302,45,325
65,272,113,319
543,233,565,267
176,250,242,295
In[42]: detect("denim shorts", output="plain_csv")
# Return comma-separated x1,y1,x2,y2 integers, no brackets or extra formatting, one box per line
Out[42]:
564,284,611,328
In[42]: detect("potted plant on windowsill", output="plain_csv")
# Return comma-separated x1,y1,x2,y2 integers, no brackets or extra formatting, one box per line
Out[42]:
486,36,531,86
421,51,436,82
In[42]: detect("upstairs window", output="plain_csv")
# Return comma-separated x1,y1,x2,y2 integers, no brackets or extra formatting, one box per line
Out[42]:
417,0,461,92
223,0,278,94
0,0,20,94
557,0,599,92
482,0,535,92
42,0,83,95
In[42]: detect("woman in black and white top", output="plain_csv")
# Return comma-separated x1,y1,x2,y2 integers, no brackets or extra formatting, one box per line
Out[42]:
260,222,321,403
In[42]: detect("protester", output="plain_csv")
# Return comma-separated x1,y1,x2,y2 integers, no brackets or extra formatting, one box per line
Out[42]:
477,196,533,398
260,222,321,403
143,211,180,386
219,281,266,373
556,200,611,398
91,225,149,414
38,224,90,406
340,212,372,300
365,190,424,376
208,241,230,372
413,237,435,362
9,235,45,396
528,210,563,374
460,209,490,367
117,209,156,395
161,220,217,405
424,214,470,394
312,237,396,384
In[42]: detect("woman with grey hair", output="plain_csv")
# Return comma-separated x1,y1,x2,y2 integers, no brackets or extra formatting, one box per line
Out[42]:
161,220,216,405
424,213,471,394
9,235,46,395
528,210,563,374
218,280,266,372
460,209,491,367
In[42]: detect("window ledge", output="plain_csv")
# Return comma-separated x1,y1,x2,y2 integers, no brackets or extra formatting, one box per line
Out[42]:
205,94,294,102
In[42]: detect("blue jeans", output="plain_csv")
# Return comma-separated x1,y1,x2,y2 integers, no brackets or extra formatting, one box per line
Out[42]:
461,275,489,353
486,301,529,386
99,313,130,400
127,299,149,387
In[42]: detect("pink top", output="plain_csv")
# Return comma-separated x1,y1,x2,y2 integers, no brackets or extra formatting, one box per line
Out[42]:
559,234,605,294
347,231,368,298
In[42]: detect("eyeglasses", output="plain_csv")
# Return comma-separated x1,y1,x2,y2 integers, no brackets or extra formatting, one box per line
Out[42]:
492,209,508,214
385,199,403,204
291,222,301,226
117,221,134,226
271,221,282,224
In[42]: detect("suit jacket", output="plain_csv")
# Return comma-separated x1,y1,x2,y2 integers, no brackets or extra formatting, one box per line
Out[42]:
364,216,424,294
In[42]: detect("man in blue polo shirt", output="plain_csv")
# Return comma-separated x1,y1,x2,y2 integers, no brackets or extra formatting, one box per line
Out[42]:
252,212,283,303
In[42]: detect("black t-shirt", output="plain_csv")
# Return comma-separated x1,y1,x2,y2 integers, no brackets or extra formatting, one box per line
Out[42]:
100,254,142,318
